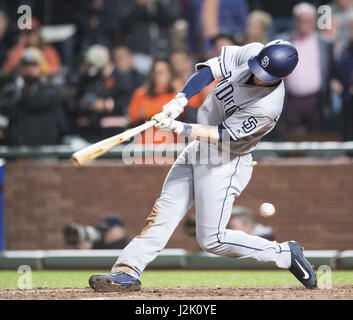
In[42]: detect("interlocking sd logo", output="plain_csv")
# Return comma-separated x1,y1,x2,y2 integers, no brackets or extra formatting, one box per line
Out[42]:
261,56,270,68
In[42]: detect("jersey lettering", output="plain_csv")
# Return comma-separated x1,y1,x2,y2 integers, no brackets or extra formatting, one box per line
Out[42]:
225,105,239,117
216,71,232,88
215,71,243,116
215,83,234,101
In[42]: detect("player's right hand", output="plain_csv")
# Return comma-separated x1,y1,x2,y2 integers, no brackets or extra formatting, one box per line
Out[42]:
152,112,183,133
162,92,188,119
151,111,168,125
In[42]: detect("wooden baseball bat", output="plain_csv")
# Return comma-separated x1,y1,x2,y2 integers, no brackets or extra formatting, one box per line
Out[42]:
72,120,156,166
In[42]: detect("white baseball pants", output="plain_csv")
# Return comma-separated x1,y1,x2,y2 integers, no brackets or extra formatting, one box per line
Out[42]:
112,141,291,279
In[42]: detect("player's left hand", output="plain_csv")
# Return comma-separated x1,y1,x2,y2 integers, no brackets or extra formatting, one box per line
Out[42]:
154,117,184,134
162,92,188,119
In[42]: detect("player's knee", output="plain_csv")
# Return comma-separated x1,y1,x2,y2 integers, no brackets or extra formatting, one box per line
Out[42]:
196,233,222,254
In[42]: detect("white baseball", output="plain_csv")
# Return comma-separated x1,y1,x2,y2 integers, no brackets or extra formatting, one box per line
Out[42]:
260,203,276,217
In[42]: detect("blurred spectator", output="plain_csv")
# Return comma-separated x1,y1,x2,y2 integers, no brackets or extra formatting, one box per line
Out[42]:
227,206,276,241
170,50,211,123
129,58,175,124
328,0,353,59
108,45,145,126
182,213,197,237
280,3,334,140
128,58,177,144
245,10,273,44
120,0,179,74
201,0,248,58
184,0,204,57
331,16,353,140
0,47,67,145
0,11,12,69
76,0,119,53
170,17,189,53
2,18,61,75
170,50,194,87
63,213,129,250
211,33,237,56
76,44,133,141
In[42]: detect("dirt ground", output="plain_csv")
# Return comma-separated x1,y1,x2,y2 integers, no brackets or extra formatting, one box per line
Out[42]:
0,285,352,300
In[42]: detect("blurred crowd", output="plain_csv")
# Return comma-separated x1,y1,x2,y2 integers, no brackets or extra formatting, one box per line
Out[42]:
0,0,352,147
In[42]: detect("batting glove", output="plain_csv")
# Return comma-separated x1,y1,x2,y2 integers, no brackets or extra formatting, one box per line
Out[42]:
151,111,168,123
154,117,184,135
162,92,188,119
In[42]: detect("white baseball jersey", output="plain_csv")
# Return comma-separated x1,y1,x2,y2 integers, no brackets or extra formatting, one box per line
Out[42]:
196,43,285,155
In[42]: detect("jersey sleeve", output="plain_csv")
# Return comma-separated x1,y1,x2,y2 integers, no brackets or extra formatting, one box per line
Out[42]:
221,112,274,141
195,43,264,80
195,56,222,79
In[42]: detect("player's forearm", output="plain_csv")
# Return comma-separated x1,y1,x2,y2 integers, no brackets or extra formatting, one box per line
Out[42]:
179,123,220,143
181,67,214,100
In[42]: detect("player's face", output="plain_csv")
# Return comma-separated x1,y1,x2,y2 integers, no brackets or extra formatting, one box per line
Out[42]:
253,75,281,87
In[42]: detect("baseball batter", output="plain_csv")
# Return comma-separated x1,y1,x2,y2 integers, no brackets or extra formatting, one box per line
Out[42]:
89,40,317,291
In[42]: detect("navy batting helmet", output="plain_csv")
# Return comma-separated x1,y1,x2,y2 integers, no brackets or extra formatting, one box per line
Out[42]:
248,40,299,83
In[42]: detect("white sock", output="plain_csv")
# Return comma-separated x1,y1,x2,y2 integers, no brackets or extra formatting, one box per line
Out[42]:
275,242,292,269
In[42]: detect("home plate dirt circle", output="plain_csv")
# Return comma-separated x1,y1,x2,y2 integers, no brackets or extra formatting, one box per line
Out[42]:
0,285,352,300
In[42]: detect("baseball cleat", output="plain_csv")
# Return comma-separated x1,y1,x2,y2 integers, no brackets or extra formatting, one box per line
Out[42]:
288,241,317,289
89,272,141,292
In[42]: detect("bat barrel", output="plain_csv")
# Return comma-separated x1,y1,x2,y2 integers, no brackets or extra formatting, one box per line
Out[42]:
71,120,156,166
72,155,81,166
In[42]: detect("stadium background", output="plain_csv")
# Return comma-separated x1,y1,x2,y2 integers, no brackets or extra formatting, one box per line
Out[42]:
0,0,352,290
